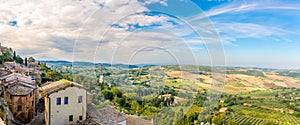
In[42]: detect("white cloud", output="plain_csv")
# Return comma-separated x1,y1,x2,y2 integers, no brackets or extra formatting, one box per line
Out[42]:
186,0,300,45
0,0,225,66
215,22,298,43
0,0,174,61
140,0,168,6
190,1,300,21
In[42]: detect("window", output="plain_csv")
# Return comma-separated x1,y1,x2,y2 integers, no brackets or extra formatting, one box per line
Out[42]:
56,97,61,105
64,97,68,104
69,115,73,122
17,105,22,111
79,116,83,121
78,96,82,103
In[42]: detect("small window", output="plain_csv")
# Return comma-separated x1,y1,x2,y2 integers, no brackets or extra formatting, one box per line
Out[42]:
64,97,68,104
69,115,73,122
17,105,22,111
56,97,61,105
78,96,82,103
79,116,83,121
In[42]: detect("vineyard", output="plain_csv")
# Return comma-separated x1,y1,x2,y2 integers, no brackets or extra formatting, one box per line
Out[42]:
279,115,300,125
223,113,300,125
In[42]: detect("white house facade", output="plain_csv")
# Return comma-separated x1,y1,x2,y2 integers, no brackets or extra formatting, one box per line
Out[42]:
40,79,87,125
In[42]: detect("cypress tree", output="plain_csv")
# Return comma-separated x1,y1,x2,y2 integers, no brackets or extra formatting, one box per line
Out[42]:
25,57,28,66
13,51,16,60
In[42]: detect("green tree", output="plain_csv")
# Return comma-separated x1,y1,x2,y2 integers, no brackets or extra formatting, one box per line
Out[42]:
171,95,175,104
28,57,35,63
0,50,13,64
13,51,16,60
15,55,23,64
111,87,122,98
24,57,28,66
113,96,121,105
131,100,141,115
102,89,114,101
119,97,126,107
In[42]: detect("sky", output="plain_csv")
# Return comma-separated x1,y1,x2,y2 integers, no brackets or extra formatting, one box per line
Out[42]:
0,0,300,69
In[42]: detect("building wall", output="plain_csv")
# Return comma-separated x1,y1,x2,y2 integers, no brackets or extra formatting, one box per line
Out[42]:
48,87,86,125
6,91,36,123
87,92,92,104
44,97,49,125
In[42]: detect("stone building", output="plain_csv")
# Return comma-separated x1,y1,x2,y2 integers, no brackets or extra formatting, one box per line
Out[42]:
0,73,38,123
6,81,37,123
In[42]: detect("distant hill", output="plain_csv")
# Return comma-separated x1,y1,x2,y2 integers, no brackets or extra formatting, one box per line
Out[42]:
38,60,151,68
38,60,300,94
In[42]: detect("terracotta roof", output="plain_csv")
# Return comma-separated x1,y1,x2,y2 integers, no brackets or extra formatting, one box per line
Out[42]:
82,118,103,125
125,115,153,125
98,108,126,124
4,62,20,67
0,70,10,78
40,79,86,96
8,82,35,95
0,73,33,81
87,103,102,119
87,105,126,125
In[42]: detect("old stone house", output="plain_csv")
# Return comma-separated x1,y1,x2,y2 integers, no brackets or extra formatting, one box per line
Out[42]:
0,73,38,123
6,81,37,123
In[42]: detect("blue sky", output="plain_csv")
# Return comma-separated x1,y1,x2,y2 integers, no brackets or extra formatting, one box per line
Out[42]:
145,0,300,69
131,0,300,69
0,0,299,69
